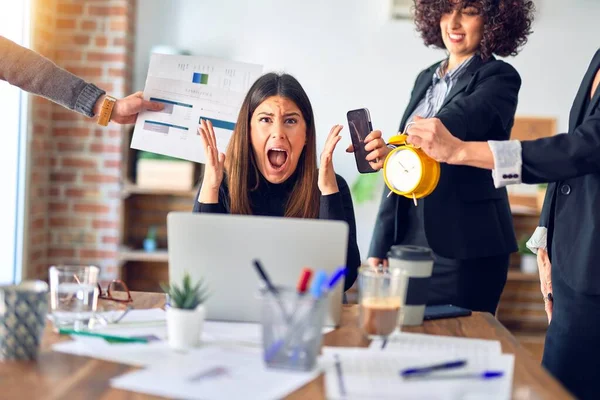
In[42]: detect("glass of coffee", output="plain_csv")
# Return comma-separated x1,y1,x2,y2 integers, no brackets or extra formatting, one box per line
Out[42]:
358,266,407,340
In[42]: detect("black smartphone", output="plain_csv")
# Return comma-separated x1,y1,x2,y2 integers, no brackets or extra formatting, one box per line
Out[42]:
423,304,472,321
347,108,376,173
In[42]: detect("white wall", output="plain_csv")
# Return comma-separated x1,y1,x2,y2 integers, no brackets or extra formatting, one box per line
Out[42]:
135,0,600,260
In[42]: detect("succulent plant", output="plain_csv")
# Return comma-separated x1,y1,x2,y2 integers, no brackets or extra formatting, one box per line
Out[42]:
160,272,208,310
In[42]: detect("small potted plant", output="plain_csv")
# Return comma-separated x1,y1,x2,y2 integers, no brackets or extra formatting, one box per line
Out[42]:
143,226,157,252
536,183,548,212
518,236,537,274
161,272,208,350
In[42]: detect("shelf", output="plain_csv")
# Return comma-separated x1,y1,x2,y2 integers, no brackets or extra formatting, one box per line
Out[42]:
507,270,539,282
118,248,168,263
510,204,540,217
121,181,198,198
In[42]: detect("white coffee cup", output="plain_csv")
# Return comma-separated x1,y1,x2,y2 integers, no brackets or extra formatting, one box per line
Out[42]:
387,245,433,326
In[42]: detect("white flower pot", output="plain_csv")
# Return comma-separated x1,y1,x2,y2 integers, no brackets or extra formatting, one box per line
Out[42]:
520,254,538,274
166,305,205,350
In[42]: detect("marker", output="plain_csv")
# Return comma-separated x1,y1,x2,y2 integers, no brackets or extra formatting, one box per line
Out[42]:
58,328,148,343
296,268,313,295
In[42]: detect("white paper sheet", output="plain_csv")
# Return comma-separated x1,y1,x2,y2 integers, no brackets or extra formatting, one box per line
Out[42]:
52,317,333,366
369,331,502,355
130,53,263,163
110,346,320,400
322,347,514,400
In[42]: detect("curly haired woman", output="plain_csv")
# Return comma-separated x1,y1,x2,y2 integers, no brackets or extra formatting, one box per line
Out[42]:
366,0,535,314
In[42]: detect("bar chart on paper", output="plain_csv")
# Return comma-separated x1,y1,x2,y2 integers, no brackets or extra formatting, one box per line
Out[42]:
131,54,263,163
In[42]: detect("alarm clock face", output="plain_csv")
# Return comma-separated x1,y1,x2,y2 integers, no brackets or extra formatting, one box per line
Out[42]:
386,148,423,193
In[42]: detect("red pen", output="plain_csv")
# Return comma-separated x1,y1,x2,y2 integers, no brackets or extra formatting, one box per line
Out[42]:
296,268,313,295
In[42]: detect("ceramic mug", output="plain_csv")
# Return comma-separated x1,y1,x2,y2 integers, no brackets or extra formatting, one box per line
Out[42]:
0,280,49,360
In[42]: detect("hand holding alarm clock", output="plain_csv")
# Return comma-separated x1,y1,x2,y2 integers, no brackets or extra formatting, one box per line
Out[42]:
383,121,441,205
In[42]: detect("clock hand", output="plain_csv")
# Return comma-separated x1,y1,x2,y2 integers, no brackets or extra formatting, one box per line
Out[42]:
397,160,409,173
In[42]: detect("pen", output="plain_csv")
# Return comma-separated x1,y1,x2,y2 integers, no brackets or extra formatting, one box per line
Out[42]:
402,371,504,381
253,259,289,321
334,354,347,396
400,360,467,377
58,328,149,343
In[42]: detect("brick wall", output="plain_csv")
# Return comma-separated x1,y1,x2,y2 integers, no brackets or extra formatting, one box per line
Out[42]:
26,0,136,281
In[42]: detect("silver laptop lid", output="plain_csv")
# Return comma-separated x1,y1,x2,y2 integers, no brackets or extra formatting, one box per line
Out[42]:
167,212,348,326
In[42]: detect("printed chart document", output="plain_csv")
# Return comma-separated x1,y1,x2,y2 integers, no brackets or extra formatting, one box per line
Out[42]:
322,347,514,400
131,54,263,163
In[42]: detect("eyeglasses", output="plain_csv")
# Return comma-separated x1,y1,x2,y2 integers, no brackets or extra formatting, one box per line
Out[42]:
97,279,132,303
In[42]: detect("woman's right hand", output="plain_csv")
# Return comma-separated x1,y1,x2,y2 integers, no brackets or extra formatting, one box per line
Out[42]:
197,119,225,203
537,248,553,323
368,257,389,268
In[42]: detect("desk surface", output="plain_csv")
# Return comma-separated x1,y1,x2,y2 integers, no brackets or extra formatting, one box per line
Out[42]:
0,292,573,399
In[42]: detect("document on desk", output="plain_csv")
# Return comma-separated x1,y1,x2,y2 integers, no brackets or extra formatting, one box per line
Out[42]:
110,346,320,400
52,316,333,367
369,331,502,356
130,53,263,163
322,347,514,400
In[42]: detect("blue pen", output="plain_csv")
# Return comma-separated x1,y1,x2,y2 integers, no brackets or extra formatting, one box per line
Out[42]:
402,370,504,381
326,267,347,292
401,360,467,377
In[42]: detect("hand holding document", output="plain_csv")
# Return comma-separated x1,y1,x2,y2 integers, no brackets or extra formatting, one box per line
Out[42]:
131,54,262,163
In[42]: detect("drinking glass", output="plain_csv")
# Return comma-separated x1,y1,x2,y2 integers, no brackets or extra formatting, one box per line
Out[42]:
49,265,99,330
358,266,407,342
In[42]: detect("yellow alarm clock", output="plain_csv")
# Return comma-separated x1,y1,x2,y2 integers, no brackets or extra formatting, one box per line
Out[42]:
382,134,440,204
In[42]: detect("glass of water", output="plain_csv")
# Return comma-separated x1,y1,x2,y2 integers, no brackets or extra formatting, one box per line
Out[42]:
49,265,100,330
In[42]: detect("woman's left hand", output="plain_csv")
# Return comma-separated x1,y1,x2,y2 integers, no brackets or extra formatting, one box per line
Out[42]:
318,124,343,195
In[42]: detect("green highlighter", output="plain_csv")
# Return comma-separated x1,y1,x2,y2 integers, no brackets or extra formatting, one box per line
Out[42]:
58,328,149,344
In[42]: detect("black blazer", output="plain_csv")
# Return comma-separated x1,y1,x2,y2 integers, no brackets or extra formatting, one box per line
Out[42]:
370,56,519,260
522,49,600,295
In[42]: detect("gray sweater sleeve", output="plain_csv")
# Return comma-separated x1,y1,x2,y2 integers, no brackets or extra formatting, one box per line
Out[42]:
0,36,105,117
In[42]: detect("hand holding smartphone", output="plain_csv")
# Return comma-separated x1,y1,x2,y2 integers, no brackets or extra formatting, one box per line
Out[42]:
347,108,376,174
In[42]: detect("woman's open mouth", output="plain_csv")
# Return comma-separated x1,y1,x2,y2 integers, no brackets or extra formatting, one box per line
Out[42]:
267,148,289,171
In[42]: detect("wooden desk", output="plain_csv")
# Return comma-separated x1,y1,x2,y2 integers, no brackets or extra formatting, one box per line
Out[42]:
0,292,573,399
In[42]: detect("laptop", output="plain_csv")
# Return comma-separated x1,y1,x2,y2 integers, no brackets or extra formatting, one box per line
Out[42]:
167,212,349,326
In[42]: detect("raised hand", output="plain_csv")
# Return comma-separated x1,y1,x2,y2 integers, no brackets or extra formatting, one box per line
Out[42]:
319,125,343,195
197,119,225,203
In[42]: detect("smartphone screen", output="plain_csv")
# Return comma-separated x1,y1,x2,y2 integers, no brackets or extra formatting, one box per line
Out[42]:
347,108,376,173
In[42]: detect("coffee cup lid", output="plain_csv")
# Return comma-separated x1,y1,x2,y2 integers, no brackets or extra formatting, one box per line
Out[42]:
387,245,432,261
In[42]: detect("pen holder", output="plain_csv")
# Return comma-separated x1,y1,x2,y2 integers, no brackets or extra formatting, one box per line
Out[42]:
260,287,328,371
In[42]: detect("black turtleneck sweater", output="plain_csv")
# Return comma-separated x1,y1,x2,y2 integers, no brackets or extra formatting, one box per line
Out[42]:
192,173,360,291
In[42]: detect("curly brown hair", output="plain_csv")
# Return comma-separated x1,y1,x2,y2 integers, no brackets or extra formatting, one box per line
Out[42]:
414,0,535,59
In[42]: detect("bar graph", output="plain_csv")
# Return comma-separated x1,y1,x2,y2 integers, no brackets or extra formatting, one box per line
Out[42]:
192,72,209,84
